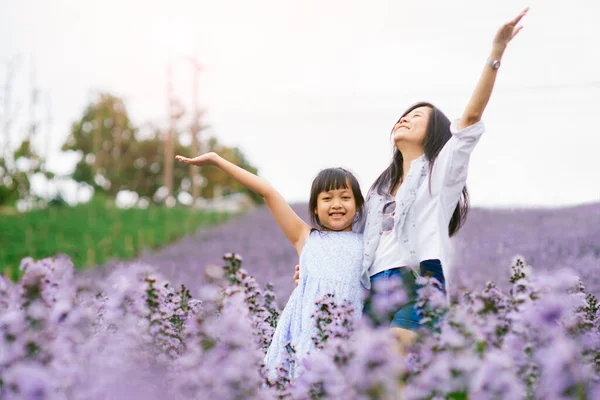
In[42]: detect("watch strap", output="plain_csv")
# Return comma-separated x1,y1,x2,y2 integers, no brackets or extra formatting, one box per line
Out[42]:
486,58,501,70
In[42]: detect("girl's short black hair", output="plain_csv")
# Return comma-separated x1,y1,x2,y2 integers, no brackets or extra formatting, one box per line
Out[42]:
308,168,364,230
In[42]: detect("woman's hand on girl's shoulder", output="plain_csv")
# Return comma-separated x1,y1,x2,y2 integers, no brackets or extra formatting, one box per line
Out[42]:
293,265,300,286
175,152,219,167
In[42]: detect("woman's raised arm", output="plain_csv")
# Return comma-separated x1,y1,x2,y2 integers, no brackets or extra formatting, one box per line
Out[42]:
176,153,311,255
459,7,529,130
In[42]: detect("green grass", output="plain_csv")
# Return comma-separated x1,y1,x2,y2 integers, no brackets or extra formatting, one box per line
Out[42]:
0,200,230,281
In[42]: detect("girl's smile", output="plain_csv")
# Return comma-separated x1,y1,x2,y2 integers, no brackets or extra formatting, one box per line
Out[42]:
314,186,357,232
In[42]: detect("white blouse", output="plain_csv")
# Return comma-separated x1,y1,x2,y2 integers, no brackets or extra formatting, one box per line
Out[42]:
356,119,486,294
370,229,406,277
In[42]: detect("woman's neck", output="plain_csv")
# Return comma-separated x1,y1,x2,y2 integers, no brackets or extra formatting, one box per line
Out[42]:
399,146,424,183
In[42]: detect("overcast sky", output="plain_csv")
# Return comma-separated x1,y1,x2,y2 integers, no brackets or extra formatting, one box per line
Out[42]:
1,0,599,208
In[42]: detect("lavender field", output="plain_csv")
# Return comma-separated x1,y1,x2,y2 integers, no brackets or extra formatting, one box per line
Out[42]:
94,201,600,306
2,202,599,399
451,202,600,298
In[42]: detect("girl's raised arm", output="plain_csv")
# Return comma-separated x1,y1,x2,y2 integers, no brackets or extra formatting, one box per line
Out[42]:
459,7,528,130
176,153,311,255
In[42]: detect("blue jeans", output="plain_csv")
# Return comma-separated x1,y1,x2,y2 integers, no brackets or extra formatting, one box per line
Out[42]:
364,260,446,331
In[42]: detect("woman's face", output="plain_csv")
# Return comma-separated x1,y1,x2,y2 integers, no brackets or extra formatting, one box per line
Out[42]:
392,106,432,148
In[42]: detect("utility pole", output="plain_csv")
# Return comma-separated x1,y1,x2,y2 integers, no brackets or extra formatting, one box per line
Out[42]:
165,55,201,206
112,98,124,196
164,61,176,203
93,95,102,179
188,57,202,203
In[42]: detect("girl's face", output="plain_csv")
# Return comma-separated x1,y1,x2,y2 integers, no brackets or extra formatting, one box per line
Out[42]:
314,186,357,232
392,106,432,148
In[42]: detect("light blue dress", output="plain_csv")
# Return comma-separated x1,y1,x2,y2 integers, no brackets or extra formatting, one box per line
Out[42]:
264,230,364,379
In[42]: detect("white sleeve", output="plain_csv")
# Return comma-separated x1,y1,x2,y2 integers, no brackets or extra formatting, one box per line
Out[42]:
444,119,485,186
430,119,485,218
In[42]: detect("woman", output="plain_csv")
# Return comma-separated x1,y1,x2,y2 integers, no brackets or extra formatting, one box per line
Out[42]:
294,8,529,346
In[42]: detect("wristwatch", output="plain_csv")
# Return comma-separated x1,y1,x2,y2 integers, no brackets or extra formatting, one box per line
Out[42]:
487,58,501,70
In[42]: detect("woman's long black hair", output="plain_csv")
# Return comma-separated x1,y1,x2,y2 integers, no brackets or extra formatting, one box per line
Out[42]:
370,102,469,237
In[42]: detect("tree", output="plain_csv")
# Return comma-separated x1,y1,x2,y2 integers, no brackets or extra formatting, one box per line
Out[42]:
61,93,138,196
201,137,262,204
0,136,55,208
127,125,190,203
62,92,263,205
0,56,54,208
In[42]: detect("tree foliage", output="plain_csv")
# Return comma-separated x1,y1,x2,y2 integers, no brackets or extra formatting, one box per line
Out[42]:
0,136,53,207
61,92,262,204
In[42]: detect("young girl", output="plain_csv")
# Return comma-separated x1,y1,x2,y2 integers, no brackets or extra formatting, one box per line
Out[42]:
175,153,365,378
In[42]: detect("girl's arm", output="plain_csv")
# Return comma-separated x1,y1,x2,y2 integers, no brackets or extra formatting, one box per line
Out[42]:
459,7,528,130
176,152,311,255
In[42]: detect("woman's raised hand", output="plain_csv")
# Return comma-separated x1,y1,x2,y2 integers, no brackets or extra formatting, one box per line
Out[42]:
175,152,219,167
493,8,529,55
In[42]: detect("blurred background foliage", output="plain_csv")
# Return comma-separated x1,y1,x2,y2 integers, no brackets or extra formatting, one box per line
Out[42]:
0,193,230,281
1,90,262,280
59,92,262,205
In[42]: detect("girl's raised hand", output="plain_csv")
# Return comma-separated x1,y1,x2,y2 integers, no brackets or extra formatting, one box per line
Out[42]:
175,152,219,167
493,7,529,54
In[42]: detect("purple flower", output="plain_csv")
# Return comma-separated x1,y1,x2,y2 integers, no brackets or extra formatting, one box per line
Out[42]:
2,362,53,399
